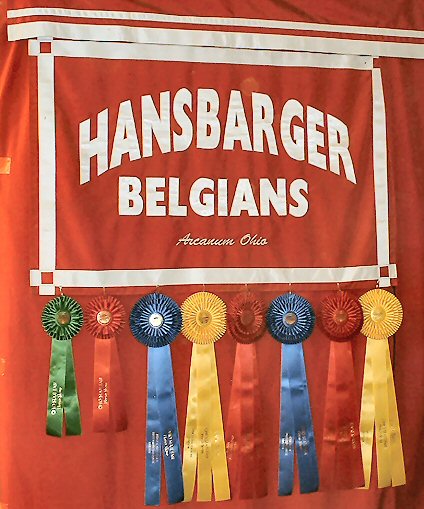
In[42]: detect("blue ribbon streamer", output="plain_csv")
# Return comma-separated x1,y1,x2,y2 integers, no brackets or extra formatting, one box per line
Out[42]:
279,343,319,495
279,343,295,495
145,346,184,505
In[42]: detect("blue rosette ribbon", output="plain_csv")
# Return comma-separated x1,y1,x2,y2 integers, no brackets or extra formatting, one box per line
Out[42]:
130,293,184,505
267,292,319,495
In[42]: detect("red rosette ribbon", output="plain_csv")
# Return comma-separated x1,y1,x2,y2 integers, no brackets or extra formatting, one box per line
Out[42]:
226,291,267,499
318,291,364,490
86,296,127,432
228,291,266,344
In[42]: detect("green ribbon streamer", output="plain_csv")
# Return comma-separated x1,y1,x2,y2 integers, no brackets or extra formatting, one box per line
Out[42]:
46,339,82,437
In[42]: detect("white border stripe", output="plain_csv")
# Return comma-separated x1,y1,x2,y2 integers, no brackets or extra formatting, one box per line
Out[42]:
28,265,398,289
38,53,56,273
7,8,424,40
43,40,373,69
8,22,424,59
372,68,391,285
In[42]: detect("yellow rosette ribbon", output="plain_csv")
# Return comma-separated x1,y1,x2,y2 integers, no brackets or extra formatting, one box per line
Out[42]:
359,289,406,488
181,292,230,502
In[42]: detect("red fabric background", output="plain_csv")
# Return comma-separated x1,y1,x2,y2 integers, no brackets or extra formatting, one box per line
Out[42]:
1,2,424,509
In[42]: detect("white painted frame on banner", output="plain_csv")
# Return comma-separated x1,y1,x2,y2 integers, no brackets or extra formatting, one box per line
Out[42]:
27,39,395,294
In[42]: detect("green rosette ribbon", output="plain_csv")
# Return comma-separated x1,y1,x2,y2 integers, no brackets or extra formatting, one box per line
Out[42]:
42,295,84,437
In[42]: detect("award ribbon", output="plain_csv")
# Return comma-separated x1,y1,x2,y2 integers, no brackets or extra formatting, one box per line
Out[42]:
318,291,364,490
86,296,127,432
267,292,319,495
181,291,230,502
226,291,267,499
42,295,84,437
359,289,405,488
130,293,184,506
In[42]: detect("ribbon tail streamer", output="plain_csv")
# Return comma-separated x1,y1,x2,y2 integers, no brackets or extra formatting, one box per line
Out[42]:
182,346,198,502
360,340,375,489
196,343,213,501
145,348,162,506
320,341,338,490
150,346,184,504
226,342,266,499
334,341,363,489
360,338,405,489
46,339,67,437
63,340,82,436
278,343,295,495
92,337,111,432
183,344,230,502
385,344,406,486
110,336,128,431
225,343,243,497
209,344,230,501
286,343,319,494
321,341,363,490
251,345,267,498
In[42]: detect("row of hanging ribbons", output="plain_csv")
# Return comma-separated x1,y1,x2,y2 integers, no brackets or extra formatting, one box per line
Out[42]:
41,288,405,503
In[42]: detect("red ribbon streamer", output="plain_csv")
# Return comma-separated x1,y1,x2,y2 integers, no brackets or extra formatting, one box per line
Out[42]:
321,341,364,489
93,336,127,432
226,343,267,499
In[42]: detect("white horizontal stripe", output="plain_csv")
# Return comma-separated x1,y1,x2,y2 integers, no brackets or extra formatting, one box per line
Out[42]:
42,40,373,69
9,22,424,59
29,265,397,289
7,7,424,40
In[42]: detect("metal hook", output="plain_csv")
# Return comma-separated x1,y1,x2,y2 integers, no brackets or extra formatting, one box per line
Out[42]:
59,286,64,296
337,282,341,292
288,282,292,294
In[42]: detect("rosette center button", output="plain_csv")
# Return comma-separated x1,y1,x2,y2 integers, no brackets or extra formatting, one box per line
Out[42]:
149,313,164,328
196,310,212,327
57,311,71,326
240,308,255,327
283,312,298,326
334,308,348,325
97,310,112,325
371,305,386,323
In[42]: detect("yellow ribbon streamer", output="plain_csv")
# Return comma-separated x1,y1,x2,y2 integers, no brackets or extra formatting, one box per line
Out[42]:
209,344,231,501
385,344,406,486
360,339,375,489
359,289,405,489
181,292,230,502
183,346,198,501
197,344,213,501
360,338,406,488
183,344,230,501
369,339,392,487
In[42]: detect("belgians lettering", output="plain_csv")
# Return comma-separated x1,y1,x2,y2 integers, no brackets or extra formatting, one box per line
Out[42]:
118,177,309,218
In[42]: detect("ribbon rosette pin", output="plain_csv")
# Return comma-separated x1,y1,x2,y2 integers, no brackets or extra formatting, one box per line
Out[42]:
359,289,405,488
130,293,184,506
86,295,127,432
181,291,230,502
267,292,319,495
42,295,84,437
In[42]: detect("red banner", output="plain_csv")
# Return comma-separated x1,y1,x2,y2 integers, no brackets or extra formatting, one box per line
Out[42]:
26,41,396,293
